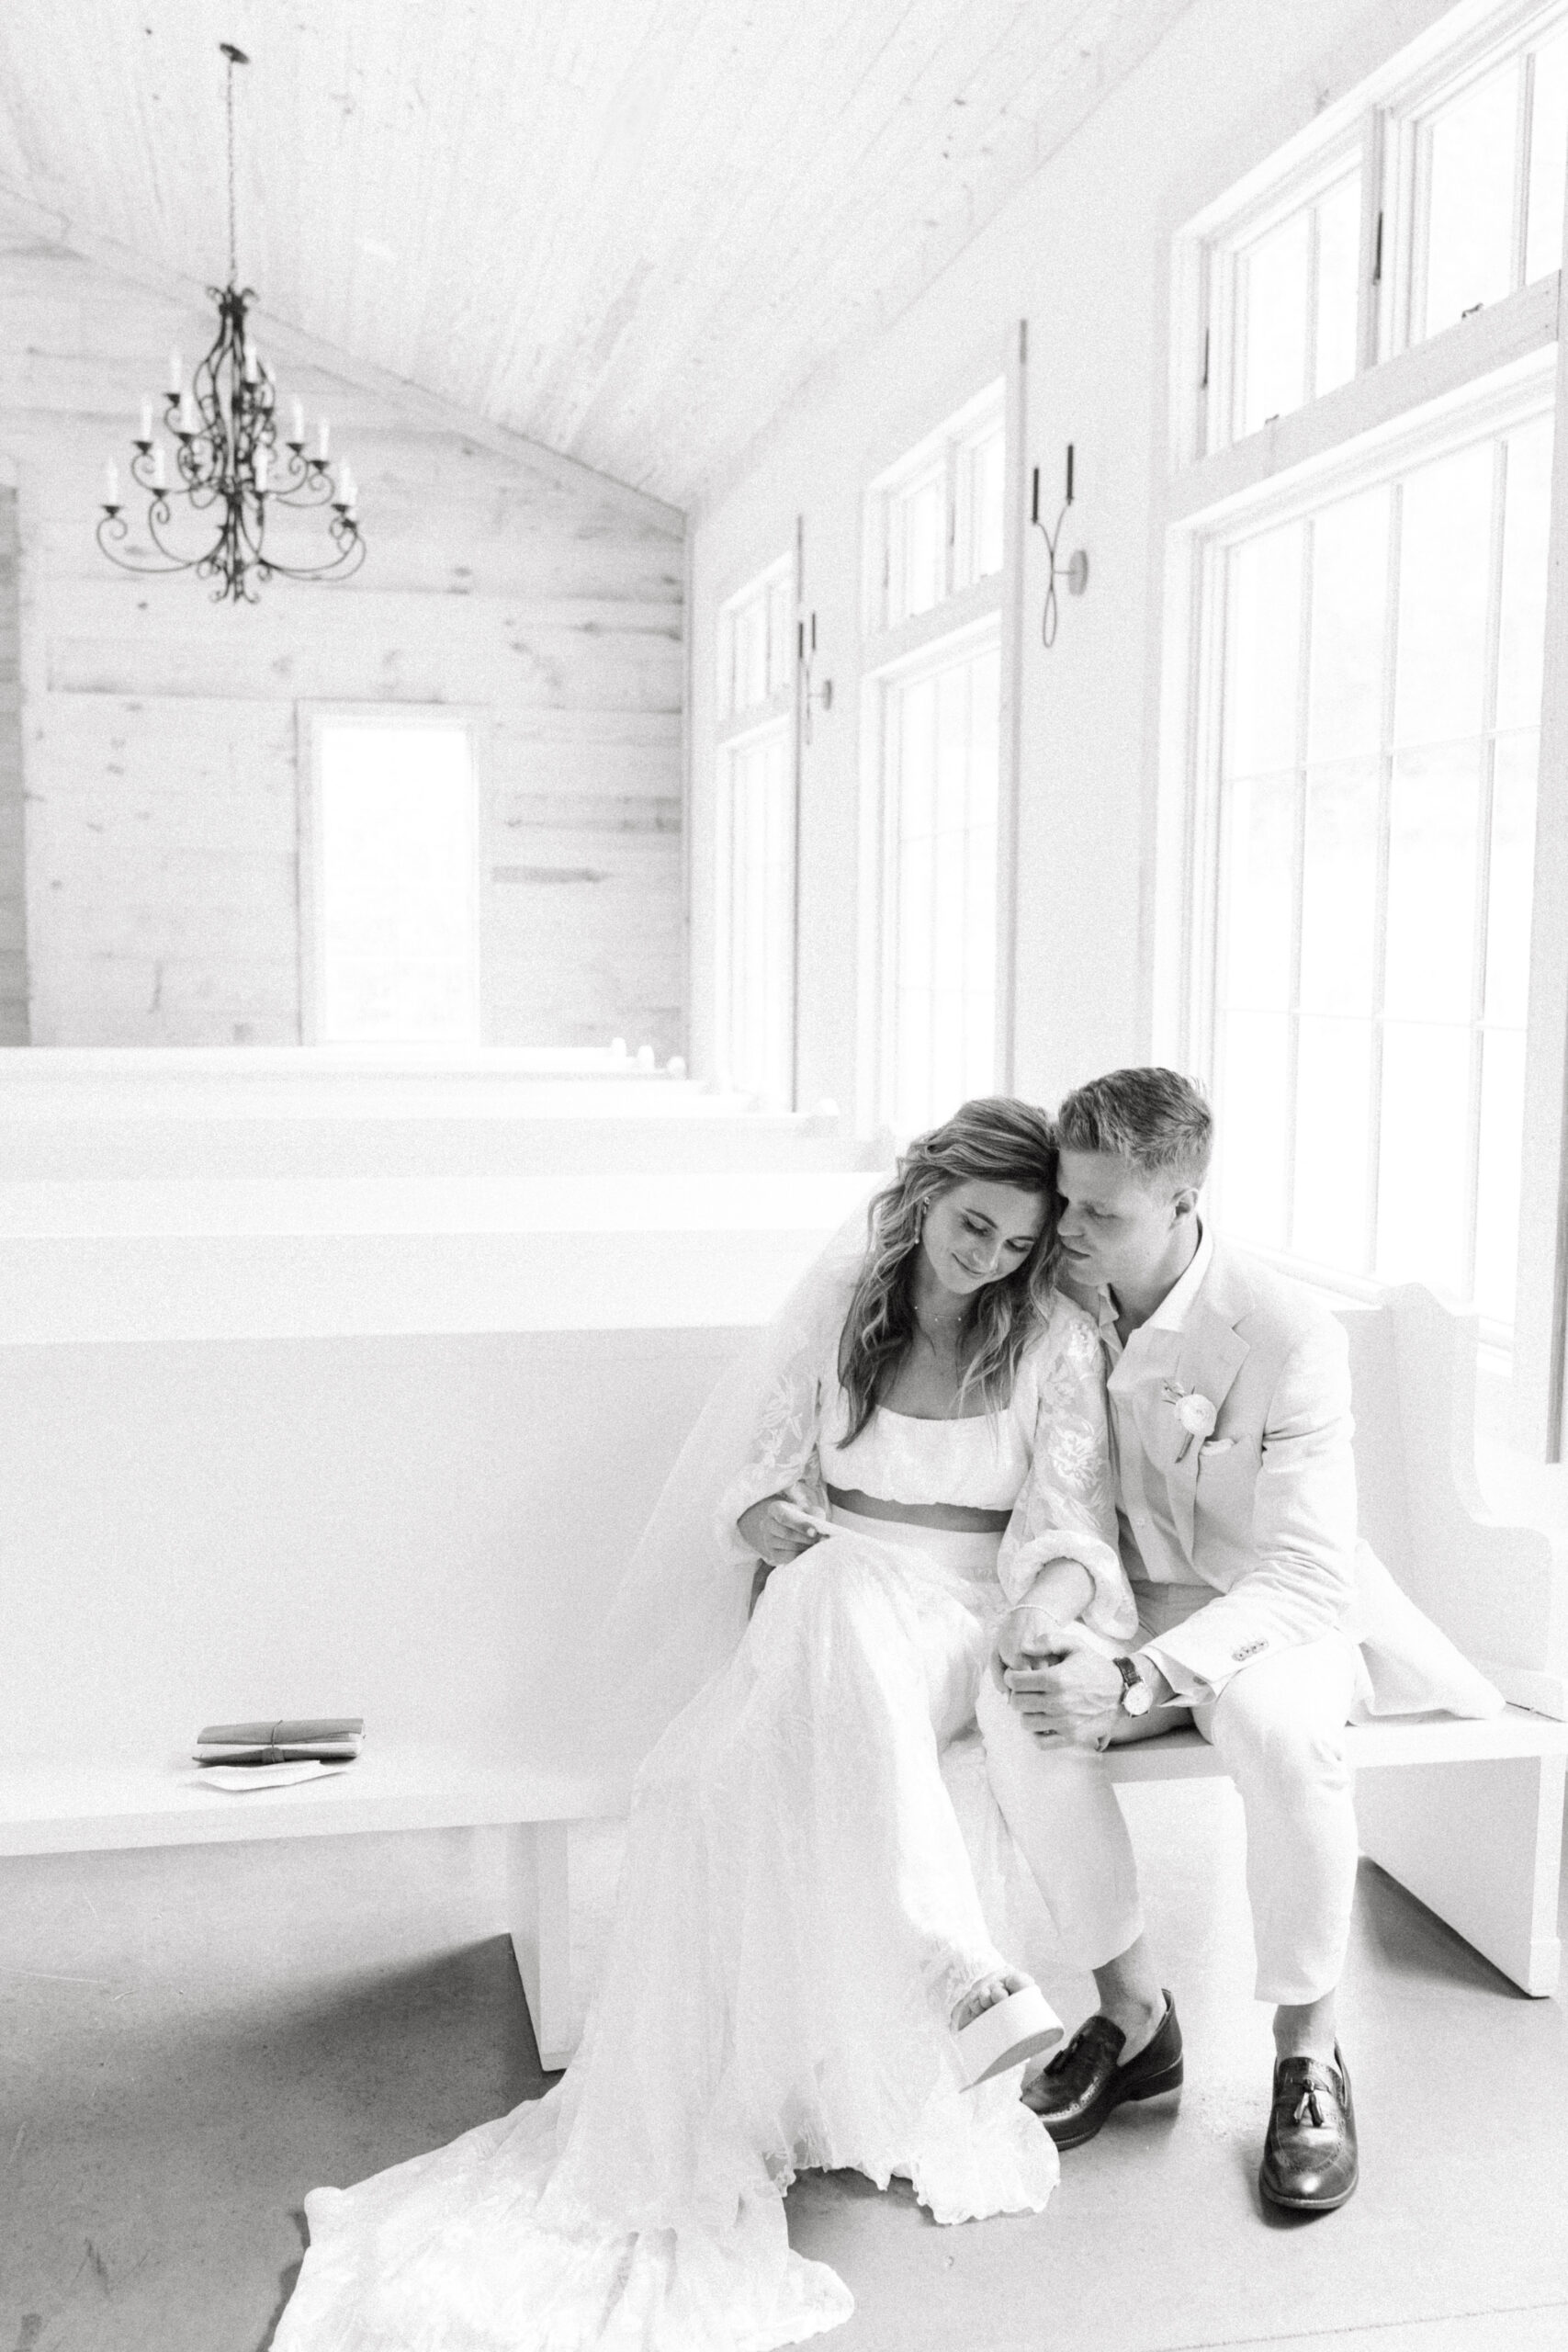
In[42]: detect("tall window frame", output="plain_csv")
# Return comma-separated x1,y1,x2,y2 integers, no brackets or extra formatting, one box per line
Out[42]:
298,703,486,1049
1158,0,1568,1455
713,555,798,1105
860,375,1017,1139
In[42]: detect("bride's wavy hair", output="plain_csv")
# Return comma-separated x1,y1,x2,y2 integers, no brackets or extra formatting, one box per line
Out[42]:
837,1096,1062,1442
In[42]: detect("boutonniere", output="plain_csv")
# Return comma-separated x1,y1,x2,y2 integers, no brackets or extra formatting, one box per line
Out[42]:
1162,1378,1217,1462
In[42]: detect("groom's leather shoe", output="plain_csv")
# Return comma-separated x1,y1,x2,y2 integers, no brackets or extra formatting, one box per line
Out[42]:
1022,1993,1182,2149
1258,2047,1359,2212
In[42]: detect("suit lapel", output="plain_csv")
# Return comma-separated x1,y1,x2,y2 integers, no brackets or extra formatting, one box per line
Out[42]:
1165,1254,1253,1555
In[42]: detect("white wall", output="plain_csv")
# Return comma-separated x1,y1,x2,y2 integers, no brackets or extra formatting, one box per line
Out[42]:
0,208,686,1055
0,1326,744,1765
0,487,23,1042
686,0,1457,1122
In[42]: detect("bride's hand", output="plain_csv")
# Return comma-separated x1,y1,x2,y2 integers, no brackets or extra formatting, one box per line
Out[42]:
738,1485,833,1567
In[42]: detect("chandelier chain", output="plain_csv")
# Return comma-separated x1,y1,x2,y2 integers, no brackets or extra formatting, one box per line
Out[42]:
225,46,238,286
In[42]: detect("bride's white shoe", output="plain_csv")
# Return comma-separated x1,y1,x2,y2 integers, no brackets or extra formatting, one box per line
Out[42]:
953,1975,1064,2089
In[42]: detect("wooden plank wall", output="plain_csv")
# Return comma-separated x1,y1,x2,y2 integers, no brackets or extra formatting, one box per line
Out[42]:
0,487,23,1042
0,225,687,1051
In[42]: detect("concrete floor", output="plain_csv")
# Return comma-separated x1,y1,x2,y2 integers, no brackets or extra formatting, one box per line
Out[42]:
4,1780,1566,2352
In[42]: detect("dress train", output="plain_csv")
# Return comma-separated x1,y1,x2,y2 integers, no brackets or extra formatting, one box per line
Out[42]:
272,1529,1059,2352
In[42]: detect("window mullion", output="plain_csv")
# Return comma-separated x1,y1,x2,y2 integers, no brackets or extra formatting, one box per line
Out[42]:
1464,435,1513,1303
1514,51,1535,295
1367,482,1404,1277
1285,523,1314,1253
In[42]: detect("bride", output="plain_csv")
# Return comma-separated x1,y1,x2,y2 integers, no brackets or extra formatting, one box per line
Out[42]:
273,1096,1137,2351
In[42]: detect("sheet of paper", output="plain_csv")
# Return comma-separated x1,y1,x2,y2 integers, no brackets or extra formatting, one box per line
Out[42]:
192,1760,355,1792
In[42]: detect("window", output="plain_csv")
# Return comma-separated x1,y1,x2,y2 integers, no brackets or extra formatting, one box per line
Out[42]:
716,724,794,1103
1403,16,1568,344
1206,405,1552,1324
1224,163,1364,442
719,556,793,723
309,715,480,1046
863,384,1011,1135
879,632,1001,1135
869,383,1006,632
715,556,796,1103
1167,2,1568,1358
1190,2,1568,458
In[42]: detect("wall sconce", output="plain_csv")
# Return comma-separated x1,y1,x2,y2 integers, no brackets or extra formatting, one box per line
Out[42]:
798,610,833,743
1030,447,1089,648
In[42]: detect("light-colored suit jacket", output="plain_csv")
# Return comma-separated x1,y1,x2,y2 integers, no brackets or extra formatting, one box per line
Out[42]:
1070,1240,1502,1716
1091,1242,1359,1697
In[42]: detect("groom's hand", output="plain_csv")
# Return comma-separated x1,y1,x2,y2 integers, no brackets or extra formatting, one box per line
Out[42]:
1001,1623,1123,1747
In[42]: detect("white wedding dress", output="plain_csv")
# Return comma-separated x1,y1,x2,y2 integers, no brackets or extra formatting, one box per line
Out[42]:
272,1283,1134,2352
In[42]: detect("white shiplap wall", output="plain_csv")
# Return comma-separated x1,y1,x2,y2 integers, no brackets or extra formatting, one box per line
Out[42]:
0,207,687,1050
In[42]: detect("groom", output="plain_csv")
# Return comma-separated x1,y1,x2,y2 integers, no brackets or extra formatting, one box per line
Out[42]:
976,1066,1365,2212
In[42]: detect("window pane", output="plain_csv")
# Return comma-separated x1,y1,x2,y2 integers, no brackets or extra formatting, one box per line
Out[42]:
1293,1015,1371,1269
1419,64,1519,338
1224,524,1302,775
1218,772,1296,1011
721,726,794,1102
1484,731,1538,1029
1393,443,1493,746
1526,27,1568,282
1473,1025,1528,1322
1375,1021,1472,1294
1236,209,1311,435
1300,762,1379,1015
1384,743,1482,1023
766,574,794,699
896,468,946,622
1216,1009,1291,1246
320,726,477,1044
1314,172,1361,397
1495,413,1554,732
1306,489,1387,762
960,422,1006,588
886,639,998,1130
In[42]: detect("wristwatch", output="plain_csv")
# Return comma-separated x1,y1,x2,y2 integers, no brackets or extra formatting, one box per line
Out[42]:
1112,1656,1154,1716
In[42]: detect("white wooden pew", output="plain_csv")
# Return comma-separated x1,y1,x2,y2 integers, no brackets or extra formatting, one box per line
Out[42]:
1100,1283,1567,1999
1,1265,1561,2072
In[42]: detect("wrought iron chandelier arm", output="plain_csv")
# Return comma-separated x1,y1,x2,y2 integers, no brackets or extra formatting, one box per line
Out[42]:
95,508,197,576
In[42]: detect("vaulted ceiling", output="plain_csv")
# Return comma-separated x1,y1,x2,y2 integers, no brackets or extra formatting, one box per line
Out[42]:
0,0,1188,506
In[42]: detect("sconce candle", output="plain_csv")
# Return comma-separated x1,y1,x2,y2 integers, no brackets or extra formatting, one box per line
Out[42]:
1030,443,1088,649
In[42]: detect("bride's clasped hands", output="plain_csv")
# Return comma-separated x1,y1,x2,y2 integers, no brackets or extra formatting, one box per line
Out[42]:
272,1095,1135,2352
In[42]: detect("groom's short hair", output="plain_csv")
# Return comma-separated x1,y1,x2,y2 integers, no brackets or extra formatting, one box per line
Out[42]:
1057,1067,1213,1190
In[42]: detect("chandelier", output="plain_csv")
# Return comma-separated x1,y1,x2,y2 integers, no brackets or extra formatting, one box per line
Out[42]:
96,42,364,604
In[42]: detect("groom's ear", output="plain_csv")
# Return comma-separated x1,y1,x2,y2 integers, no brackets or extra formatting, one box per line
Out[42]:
1169,1184,1201,1228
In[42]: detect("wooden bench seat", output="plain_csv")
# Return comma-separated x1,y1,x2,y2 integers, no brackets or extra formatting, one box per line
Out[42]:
0,1747,633,2069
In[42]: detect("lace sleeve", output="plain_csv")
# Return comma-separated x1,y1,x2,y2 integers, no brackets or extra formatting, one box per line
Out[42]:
997,1301,1136,1641
713,1331,831,1568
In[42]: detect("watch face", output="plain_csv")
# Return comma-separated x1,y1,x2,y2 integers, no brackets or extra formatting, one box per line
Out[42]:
1123,1681,1153,1715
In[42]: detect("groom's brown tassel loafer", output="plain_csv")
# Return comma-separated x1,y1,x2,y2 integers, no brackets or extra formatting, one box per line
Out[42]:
1258,2047,1359,2211
1022,1992,1183,2149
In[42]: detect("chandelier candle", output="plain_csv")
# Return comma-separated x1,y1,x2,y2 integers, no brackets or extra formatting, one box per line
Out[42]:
96,43,365,603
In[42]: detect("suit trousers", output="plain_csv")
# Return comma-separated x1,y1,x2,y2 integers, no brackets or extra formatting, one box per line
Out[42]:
976,1597,1364,2007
